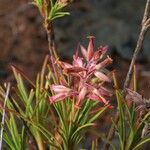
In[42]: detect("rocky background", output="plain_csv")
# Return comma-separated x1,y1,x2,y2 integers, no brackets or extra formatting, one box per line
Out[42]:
0,0,150,97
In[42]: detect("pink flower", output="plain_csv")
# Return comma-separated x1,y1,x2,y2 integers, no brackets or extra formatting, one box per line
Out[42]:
87,36,94,61
49,37,113,107
49,85,78,103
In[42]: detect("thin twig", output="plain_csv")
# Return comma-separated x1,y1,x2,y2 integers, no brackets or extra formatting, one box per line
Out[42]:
46,21,58,59
103,1,150,150
44,0,58,59
0,83,10,150
40,55,49,90
123,0,150,90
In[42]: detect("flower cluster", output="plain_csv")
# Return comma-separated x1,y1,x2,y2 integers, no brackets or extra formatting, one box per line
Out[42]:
49,36,113,107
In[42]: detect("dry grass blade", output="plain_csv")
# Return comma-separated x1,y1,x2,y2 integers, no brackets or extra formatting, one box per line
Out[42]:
0,83,10,150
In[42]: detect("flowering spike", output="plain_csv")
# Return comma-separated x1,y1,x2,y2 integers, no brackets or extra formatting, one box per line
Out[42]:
87,36,95,61
49,37,112,107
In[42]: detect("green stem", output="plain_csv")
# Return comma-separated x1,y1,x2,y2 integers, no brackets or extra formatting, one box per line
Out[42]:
34,130,45,150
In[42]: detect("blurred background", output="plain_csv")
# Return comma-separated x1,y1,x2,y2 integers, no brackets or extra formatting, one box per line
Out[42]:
0,0,150,97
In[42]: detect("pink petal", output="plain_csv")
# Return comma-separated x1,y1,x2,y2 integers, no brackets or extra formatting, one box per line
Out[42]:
87,36,95,61
94,71,111,82
93,46,108,61
99,46,108,58
51,85,71,93
49,93,69,103
76,86,87,106
96,56,112,70
86,60,96,71
73,56,84,67
74,44,79,59
80,44,87,60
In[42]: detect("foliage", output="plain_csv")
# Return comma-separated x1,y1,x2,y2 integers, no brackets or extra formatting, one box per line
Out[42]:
33,0,70,22
109,71,150,150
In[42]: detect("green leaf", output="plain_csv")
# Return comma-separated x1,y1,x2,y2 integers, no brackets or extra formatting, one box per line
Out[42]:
12,69,28,105
35,0,43,7
132,137,150,150
125,127,134,150
117,91,126,149
3,133,16,150
35,74,40,100
71,123,95,141
143,111,150,121
88,105,108,123
124,102,134,150
74,100,93,125
4,113,23,150
25,89,34,117
48,2,70,21
90,129,116,150
9,115,21,149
